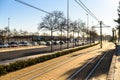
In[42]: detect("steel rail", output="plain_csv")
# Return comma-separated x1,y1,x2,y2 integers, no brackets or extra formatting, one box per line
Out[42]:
11,58,67,80
28,52,88,80
10,45,99,80
67,50,109,80
28,48,100,80
67,54,98,80
85,51,109,80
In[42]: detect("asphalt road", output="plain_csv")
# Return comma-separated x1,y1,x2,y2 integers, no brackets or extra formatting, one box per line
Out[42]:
0,42,83,61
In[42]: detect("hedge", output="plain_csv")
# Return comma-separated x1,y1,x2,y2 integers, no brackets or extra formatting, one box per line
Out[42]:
0,42,99,76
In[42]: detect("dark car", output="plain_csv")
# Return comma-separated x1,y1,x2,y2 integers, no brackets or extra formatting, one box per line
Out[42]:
46,41,52,46
9,42,18,47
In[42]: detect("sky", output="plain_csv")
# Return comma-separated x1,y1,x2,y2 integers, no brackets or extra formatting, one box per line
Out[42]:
0,0,120,35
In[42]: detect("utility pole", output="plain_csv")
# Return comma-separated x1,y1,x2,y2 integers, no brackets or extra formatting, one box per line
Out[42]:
8,18,10,30
93,21,110,48
8,17,10,43
67,0,69,48
100,21,102,48
112,28,116,43
86,14,89,44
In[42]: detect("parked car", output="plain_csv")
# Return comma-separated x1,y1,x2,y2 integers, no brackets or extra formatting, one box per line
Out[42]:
32,42,39,46
39,41,46,45
46,41,52,46
19,41,31,46
0,43,10,48
9,42,18,47
52,41,59,45
59,41,64,44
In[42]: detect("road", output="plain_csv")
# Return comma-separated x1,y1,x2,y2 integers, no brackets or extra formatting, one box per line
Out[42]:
0,42,82,61
0,41,115,80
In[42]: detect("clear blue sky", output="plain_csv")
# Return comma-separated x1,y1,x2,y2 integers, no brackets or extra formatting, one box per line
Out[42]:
0,0,119,35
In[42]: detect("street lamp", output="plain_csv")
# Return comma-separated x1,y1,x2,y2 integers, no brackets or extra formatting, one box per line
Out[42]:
112,28,116,43
8,17,10,43
8,18,10,29
86,14,89,43
67,0,69,48
99,21,111,48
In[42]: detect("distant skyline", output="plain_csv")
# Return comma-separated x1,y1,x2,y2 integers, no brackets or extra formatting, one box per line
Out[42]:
0,0,119,35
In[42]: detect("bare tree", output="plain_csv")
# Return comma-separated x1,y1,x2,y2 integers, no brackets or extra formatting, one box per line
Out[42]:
38,11,65,51
76,20,85,40
69,20,77,47
55,14,67,50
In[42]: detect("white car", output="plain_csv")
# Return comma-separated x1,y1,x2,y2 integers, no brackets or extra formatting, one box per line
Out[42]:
39,41,46,45
19,41,31,46
0,43,10,48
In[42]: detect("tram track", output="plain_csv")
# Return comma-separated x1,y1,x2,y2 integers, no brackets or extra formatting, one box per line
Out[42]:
10,45,101,80
68,50,114,80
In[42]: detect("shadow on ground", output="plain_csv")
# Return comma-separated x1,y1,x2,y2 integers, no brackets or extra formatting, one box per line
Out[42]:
60,49,115,80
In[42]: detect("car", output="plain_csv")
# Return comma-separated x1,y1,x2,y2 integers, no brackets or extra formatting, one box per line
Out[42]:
19,41,31,46
32,42,39,46
0,43,10,48
59,41,64,44
39,41,46,45
9,42,18,47
46,41,52,46
52,41,59,45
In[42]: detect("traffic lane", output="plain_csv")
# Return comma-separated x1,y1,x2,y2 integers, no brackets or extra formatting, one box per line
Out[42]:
0,47,50,61
0,42,83,61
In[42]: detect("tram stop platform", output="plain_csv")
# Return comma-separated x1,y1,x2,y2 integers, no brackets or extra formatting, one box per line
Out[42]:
107,45,120,80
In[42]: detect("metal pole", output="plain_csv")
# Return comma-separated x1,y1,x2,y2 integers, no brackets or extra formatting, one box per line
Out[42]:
100,21,102,48
67,0,69,48
86,14,89,43
8,18,10,29
112,28,115,41
114,29,116,43
8,18,10,43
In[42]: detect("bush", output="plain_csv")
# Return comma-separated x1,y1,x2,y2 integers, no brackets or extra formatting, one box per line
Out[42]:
0,65,7,76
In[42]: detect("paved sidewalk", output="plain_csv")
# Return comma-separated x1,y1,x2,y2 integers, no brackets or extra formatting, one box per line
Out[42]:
107,54,120,80
114,56,120,80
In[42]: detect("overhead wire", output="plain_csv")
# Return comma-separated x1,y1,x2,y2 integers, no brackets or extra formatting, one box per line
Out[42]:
74,0,99,22
15,0,53,15
15,0,67,20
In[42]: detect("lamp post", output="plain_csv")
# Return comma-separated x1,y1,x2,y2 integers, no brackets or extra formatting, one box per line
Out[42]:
86,14,89,43
100,21,102,48
8,18,10,35
8,18,10,29
112,28,116,43
112,28,115,40
8,17,10,43
67,0,69,48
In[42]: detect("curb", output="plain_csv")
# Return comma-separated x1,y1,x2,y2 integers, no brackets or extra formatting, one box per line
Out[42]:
107,52,116,80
